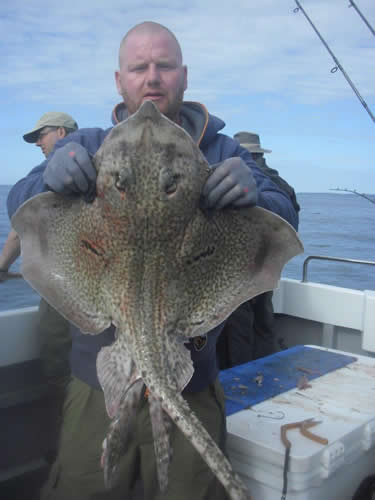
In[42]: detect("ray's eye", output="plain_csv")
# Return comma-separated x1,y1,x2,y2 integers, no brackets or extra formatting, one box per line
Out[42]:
159,167,180,196
115,174,125,192
164,177,178,195
115,167,134,192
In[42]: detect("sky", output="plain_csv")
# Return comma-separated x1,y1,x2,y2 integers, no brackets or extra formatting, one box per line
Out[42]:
1,0,374,193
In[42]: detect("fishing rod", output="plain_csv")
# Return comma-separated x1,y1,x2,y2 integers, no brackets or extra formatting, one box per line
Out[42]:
348,0,375,38
293,0,375,124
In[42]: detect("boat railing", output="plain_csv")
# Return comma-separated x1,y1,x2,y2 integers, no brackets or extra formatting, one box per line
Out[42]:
302,255,375,283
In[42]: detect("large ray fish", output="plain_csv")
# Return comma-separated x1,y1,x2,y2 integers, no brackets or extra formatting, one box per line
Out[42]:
12,100,303,500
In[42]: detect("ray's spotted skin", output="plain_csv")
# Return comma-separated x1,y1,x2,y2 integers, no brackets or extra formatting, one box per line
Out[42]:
12,101,303,500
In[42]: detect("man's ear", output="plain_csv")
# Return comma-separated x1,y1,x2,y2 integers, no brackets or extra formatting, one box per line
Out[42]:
57,127,67,139
183,65,188,91
115,70,123,96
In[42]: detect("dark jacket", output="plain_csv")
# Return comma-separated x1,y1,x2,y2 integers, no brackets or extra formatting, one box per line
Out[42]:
217,154,300,369
255,156,300,214
7,101,298,392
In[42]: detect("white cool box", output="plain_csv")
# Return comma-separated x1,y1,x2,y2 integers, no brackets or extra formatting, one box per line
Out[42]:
220,346,375,500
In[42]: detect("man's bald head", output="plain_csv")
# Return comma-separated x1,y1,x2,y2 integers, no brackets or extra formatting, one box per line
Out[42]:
115,21,187,122
119,22,183,67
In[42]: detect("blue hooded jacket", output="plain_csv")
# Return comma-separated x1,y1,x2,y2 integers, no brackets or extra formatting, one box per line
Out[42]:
7,101,298,392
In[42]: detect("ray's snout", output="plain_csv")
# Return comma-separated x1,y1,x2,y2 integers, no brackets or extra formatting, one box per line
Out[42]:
134,99,165,123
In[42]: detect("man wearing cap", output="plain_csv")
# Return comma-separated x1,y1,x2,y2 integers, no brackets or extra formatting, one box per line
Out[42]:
217,131,300,369
0,112,78,461
0,112,78,281
23,111,79,157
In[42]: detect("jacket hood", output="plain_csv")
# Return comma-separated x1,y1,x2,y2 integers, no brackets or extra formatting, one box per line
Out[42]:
111,101,225,148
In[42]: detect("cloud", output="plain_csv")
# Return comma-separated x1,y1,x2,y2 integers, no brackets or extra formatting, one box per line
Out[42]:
1,0,374,108
1,0,374,190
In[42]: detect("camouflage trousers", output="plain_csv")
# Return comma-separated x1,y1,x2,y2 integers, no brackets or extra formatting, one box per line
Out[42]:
40,376,229,500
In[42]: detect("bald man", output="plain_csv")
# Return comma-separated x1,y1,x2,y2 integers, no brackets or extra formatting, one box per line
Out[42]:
8,22,298,500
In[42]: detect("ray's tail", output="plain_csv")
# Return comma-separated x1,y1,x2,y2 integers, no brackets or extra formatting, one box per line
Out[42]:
158,386,252,500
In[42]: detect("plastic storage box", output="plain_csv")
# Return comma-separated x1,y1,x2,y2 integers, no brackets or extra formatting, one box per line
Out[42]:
220,346,375,500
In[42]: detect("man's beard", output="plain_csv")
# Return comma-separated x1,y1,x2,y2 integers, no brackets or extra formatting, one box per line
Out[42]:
163,86,184,123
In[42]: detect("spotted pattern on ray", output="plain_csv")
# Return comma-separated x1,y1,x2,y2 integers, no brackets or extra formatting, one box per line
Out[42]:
12,100,303,500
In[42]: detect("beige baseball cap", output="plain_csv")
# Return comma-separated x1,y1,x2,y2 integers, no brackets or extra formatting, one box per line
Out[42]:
23,112,78,143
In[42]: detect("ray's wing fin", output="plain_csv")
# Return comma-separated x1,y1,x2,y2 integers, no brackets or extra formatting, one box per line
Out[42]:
178,205,303,337
12,192,113,333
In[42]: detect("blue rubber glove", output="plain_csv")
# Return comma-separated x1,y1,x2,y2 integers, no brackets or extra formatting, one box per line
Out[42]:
201,157,257,210
43,142,97,201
